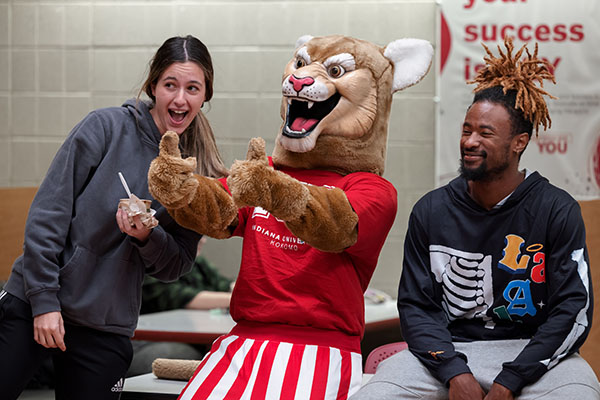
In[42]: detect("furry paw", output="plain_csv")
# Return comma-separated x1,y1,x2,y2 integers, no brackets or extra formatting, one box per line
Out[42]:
228,137,272,209
245,137,269,165
148,131,199,209
228,137,309,220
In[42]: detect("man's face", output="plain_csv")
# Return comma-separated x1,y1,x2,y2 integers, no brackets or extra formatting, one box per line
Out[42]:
459,101,515,182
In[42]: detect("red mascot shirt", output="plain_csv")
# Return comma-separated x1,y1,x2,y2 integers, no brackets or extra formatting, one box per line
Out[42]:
221,161,397,348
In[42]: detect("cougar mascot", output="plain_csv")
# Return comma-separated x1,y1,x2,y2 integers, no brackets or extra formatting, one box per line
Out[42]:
148,34,433,399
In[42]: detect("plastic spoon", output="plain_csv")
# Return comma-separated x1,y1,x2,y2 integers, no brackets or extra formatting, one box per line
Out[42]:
118,172,132,198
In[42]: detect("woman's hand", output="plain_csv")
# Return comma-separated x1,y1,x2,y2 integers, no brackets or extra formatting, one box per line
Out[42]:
116,209,152,243
33,311,66,351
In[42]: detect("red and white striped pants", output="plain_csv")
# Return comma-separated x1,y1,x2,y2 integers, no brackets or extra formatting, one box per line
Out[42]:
178,331,362,399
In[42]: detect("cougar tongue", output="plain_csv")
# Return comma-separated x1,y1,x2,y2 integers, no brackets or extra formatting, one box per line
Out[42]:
290,117,318,132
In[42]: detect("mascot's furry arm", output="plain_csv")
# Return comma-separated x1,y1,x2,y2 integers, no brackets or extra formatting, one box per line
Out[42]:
228,137,358,252
148,131,357,251
147,132,237,239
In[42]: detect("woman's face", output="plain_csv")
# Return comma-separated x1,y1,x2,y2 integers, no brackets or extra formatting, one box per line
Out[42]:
150,61,206,135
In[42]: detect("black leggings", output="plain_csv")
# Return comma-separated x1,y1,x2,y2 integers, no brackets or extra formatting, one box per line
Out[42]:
0,290,133,400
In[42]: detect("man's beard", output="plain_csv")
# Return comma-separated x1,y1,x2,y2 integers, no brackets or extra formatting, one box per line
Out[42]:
459,148,510,182
459,158,489,181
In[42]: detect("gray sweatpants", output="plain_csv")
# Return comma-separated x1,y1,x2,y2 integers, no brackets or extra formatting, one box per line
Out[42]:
353,339,600,399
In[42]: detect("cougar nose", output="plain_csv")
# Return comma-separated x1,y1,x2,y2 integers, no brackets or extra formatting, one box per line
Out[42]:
289,75,315,92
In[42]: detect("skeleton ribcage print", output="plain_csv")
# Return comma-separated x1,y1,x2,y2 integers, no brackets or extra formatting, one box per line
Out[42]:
429,245,495,329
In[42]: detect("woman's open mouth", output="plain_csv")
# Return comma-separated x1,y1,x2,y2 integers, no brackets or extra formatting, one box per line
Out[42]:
169,110,188,124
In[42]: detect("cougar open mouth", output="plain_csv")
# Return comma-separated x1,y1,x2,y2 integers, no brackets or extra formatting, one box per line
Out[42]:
283,93,341,138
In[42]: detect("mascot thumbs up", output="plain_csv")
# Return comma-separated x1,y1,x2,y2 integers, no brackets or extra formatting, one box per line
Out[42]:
149,131,237,238
228,136,358,251
148,34,432,398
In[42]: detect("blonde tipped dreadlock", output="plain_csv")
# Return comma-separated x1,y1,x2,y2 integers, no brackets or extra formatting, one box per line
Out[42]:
468,36,557,136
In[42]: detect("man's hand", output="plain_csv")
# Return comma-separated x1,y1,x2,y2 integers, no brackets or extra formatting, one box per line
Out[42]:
484,383,514,400
449,373,485,400
33,311,66,351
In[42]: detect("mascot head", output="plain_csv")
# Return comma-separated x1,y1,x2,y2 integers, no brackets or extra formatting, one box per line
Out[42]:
272,34,433,176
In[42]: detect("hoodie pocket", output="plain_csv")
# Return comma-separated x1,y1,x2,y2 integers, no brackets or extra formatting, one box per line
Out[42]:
58,246,142,329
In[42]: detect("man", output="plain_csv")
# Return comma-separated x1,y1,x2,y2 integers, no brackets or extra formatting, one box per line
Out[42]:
353,38,600,399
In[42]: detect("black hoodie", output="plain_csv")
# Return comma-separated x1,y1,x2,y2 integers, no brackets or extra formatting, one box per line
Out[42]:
398,171,593,393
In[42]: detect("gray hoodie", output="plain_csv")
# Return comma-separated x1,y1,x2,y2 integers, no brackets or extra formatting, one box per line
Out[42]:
4,99,201,337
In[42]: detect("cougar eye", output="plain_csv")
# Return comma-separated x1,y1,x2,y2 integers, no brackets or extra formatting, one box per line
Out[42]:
327,65,345,78
295,58,307,68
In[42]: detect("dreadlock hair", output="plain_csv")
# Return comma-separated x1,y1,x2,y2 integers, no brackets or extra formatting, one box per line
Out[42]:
468,36,556,138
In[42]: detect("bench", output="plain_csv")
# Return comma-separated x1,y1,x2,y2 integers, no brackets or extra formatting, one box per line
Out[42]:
0,187,37,281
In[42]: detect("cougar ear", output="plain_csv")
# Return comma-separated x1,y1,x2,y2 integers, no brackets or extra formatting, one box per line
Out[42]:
295,35,314,49
384,38,434,93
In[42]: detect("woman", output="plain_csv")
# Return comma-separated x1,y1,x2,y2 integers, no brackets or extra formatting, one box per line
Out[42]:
0,35,226,400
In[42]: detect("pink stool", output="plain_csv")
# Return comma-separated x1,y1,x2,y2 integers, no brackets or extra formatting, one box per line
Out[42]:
364,341,408,374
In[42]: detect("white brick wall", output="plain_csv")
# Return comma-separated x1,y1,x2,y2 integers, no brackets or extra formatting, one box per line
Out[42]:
0,0,439,296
